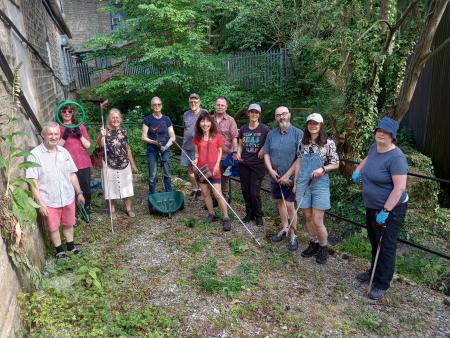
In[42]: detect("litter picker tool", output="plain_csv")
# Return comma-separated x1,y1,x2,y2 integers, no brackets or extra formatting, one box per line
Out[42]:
285,178,313,235
173,140,261,246
99,99,114,234
368,220,386,295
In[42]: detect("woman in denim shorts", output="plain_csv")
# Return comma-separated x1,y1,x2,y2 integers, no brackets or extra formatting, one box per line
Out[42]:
294,113,339,264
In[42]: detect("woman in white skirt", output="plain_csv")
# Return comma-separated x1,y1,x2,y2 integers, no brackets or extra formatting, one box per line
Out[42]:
98,108,139,218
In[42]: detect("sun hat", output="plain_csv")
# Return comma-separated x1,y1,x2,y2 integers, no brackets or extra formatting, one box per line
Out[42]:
375,116,399,140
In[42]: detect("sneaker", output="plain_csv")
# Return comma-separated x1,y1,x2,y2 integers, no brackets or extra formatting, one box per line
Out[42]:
195,190,202,198
206,213,218,223
223,218,231,231
55,251,68,261
271,229,287,242
287,236,299,251
315,245,328,264
356,271,371,283
368,287,387,300
69,248,82,255
242,214,252,223
301,241,319,257
255,216,264,227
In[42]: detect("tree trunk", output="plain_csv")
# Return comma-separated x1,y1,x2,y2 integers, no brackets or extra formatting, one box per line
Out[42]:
390,0,449,120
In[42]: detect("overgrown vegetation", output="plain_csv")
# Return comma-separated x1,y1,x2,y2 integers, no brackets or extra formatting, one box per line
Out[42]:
0,63,42,286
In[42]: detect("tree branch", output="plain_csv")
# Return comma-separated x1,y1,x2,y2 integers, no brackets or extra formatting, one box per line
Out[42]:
420,36,450,64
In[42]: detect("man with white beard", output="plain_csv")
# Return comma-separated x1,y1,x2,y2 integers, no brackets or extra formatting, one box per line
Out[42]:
263,106,303,251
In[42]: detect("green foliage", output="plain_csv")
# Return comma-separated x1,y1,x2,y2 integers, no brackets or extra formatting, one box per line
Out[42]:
188,239,209,254
192,257,259,297
0,63,42,286
334,230,371,261
229,237,249,256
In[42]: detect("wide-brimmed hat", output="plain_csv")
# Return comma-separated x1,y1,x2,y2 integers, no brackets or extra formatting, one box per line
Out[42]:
375,117,399,140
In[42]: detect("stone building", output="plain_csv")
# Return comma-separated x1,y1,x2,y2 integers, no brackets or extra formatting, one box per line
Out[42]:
0,0,74,336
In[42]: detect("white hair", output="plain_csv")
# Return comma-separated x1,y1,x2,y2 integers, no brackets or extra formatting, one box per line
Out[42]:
41,121,60,137
107,108,123,126
151,96,162,105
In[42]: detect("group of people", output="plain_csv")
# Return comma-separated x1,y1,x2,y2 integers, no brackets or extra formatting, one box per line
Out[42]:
25,93,408,300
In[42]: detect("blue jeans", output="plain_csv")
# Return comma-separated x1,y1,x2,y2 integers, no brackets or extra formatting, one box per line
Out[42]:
147,150,172,195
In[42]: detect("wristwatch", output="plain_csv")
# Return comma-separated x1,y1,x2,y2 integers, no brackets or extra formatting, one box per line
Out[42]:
76,191,83,196
382,208,390,213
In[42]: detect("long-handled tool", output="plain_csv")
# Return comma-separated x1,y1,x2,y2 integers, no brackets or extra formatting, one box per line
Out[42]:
368,221,386,295
173,140,261,246
99,99,114,234
279,182,293,234
285,178,313,235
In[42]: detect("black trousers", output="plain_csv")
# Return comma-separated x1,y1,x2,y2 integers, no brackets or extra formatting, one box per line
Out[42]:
366,202,407,290
76,167,91,210
238,163,265,218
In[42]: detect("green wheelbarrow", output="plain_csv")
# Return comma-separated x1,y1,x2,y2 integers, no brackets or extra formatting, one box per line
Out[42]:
147,190,184,216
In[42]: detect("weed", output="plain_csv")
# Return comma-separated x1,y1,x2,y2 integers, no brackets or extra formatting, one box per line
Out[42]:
229,237,249,256
188,239,209,254
181,217,214,229
334,230,371,260
266,251,290,267
191,257,259,297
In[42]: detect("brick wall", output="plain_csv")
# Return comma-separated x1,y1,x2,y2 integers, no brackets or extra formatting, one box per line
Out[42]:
0,0,72,336
63,0,111,51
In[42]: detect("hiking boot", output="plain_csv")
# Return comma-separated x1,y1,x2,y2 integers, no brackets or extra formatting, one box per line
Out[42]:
315,245,328,264
223,218,231,232
356,271,371,283
242,214,252,223
55,251,68,261
368,287,387,300
271,229,287,242
301,241,319,257
255,216,264,227
206,213,218,223
287,236,299,251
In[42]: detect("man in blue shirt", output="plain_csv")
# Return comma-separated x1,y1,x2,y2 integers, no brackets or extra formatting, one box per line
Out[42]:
142,96,176,195
263,106,303,251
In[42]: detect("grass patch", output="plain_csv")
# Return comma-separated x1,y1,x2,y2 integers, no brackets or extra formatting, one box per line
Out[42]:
191,257,259,298
334,230,371,260
266,250,291,267
229,237,249,256
188,239,209,254
181,217,214,229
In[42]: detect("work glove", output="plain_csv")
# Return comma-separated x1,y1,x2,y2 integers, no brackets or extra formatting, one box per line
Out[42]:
352,171,361,184
62,128,71,140
376,210,389,224
73,127,82,139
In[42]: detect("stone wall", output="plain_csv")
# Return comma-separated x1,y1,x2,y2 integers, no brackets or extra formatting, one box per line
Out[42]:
63,0,111,51
0,0,72,336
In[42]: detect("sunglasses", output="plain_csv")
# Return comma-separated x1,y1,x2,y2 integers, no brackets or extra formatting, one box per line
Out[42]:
61,110,74,114
152,103,162,107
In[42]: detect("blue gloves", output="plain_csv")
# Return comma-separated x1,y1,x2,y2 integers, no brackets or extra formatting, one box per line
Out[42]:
376,210,389,224
352,171,361,184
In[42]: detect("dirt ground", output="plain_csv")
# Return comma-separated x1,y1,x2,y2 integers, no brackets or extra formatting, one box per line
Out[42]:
69,174,450,338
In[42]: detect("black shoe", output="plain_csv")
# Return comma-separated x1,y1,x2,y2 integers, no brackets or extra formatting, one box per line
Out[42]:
272,229,287,242
190,190,197,197
287,236,299,251
316,245,328,264
242,214,252,223
195,190,202,199
301,241,319,257
368,287,387,300
356,271,371,283
206,213,218,223
255,216,264,227
223,218,231,232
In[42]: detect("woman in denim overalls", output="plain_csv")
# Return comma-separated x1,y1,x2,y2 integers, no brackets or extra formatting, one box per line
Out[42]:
294,113,339,264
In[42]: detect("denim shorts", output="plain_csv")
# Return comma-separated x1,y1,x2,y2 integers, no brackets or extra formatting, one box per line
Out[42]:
180,149,195,167
297,178,331,210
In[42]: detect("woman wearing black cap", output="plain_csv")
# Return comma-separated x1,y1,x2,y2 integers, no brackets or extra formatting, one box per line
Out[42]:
352,116,409,300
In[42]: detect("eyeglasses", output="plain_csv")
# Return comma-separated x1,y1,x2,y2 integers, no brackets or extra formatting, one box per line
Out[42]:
152,103,162,107
275,111,288,118
61,110,74,114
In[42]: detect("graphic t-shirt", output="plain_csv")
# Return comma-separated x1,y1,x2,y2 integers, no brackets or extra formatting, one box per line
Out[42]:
193,133,224,179
143,114,173,153
239,123,270,167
